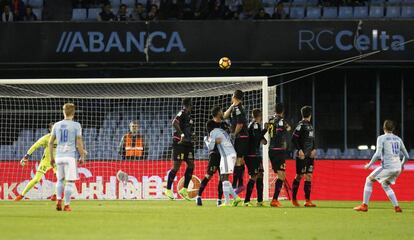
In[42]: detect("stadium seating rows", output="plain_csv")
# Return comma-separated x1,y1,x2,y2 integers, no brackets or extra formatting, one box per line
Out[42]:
71,0,414,21
2,124,414,160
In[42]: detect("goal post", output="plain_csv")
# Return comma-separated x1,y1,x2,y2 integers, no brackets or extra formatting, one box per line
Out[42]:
0,77,276,201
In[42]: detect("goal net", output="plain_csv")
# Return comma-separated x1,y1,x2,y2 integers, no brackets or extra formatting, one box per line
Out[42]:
0,77,280,201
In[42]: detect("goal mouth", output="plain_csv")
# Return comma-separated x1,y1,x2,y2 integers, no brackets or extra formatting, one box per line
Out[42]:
0,76,276,201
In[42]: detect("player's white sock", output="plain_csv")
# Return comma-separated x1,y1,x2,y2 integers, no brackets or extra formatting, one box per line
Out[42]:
222,180,231,205
363,178,373,205
56,179,64,200
64,182,75,206
382,183,399,207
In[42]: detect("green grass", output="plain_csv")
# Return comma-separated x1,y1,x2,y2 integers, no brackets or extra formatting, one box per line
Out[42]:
1,200,413,240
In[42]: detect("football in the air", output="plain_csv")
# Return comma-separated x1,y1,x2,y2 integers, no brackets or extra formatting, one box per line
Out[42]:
219,57,231,70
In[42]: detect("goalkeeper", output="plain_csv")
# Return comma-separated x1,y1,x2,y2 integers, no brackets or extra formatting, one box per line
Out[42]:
15,123,57,201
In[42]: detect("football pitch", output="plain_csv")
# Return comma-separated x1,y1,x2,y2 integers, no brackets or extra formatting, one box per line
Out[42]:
1,200,413,240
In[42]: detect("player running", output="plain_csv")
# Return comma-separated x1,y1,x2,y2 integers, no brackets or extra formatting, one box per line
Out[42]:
291,106,317,207
196,106,228,207
15,123,58,201
49,103,87,211
207,126,242,207
354,120,409,213
223,90,249,193
243,109,267,207
267,103,291,207
165,98,195,201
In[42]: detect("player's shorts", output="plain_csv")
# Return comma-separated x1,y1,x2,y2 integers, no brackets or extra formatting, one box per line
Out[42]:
245,155,260,176
206,151,220,176
220,153,237,175
56,157,78,181
172,144,194,164
369,167,401,185
234,137,249,158
269,150,287,172
37,158,56,174
296,157,314,175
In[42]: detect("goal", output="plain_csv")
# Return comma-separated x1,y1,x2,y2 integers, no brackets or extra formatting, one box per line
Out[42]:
0,77,278,201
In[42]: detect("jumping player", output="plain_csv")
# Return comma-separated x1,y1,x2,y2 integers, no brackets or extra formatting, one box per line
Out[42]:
49,103,87,211
354,120,409,213
196,106,228,206
15,123,57,201
291,106,317,207
244,109,267,207
165,98,195,201
223,90,249,193
268,103,291,207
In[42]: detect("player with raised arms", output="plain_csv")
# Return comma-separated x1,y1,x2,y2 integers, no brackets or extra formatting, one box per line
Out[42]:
223,90,249,193
165,98,195,201
354,120,409,213
15,123,58,201
243,109,267,207
268,103,291,207
196,106,228,206
291,106,317,207
207,124,242,207
49,103,87,211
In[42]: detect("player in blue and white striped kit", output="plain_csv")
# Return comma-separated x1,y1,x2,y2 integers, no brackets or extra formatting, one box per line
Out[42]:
354,120,409,213
49,103,87,212
207,127,242,207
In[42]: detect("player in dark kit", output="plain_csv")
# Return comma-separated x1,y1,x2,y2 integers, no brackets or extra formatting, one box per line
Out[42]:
196,106,229,207
224,90,249,193
267,103,291,207
165,98,195,201
243,109,267,207
291,106,317,207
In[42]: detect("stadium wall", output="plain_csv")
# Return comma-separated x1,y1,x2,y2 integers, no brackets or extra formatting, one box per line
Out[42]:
0,20,414,65
1,160,413,201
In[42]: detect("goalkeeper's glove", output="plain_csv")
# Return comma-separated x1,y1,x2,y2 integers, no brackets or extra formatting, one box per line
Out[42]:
20,154,30,167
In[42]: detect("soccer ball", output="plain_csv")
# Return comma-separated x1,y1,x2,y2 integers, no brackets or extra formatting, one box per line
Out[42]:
177,175,201,199
219,57,231,70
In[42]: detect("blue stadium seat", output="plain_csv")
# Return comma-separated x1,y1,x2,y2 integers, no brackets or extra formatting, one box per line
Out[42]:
354,6,369,18
307,0,319,5
305,6,321,18
290,7,305,19
122,0,136,8
403,0,414,4
369,6,384,18
386,6,401,17
388,0,402,4
316,149,325,159
338,6,353,18
136,0,147,6
88,8,101,20
322,7,337,18
28,0,43,8
401,5,414,17
110,0,121,8
409,149,414,159
358,150,374,159
325,148,341,159
72,8,87,21
370,0,386,4
291,0,307,5
341,148,358,159
32,8,42,20
262,0,276,7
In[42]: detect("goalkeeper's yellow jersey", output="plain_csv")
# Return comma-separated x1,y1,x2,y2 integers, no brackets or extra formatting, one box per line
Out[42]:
27,133,57,162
